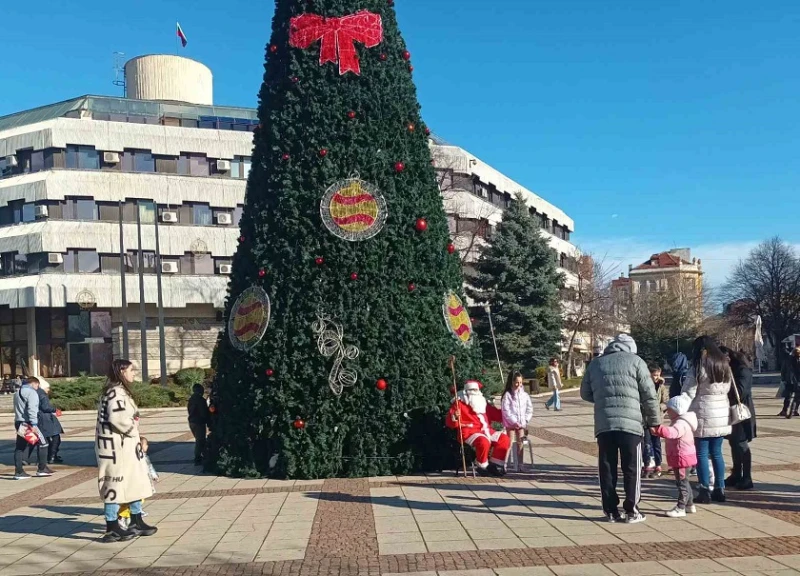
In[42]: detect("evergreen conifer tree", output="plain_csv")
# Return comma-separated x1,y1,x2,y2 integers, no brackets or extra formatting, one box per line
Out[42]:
208,0,481,479
468,193,563,374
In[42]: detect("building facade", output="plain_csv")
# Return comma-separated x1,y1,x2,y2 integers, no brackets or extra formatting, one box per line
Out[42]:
0,55,581,379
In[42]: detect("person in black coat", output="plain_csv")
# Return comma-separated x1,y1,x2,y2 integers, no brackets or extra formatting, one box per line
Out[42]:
720,347,757,490
29,381,65,464
187,384,210,465
779,348,800,418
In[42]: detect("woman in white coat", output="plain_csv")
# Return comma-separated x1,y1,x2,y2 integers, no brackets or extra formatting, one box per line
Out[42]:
96,359,158,542
501,371,533,468
545,358,563,411
681,336,732,504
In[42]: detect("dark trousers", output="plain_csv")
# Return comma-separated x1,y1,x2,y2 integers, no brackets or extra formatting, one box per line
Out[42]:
641,428,662,467
597,431,642,515
27,434,61,463
728,435,752,483
782,394,800,413
190,422,206,464
14,422,46,474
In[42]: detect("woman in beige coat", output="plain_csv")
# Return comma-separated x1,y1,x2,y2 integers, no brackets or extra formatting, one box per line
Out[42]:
96,359,157,542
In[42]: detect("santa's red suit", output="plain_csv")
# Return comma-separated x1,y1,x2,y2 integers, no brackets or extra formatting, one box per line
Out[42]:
446,381,510,470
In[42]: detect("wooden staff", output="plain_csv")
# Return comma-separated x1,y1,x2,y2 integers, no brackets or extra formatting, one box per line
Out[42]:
449,355,468,477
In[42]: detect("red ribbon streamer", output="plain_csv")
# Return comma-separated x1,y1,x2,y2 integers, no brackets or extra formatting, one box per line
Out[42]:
289,11,383,76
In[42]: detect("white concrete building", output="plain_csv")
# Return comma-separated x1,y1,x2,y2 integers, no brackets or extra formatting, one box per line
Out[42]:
0,55,581,379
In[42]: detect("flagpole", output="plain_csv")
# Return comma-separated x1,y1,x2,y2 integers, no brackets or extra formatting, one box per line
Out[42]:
175,22,179,55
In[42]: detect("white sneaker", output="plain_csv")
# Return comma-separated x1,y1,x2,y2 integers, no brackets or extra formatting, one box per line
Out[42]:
626,511,647,524
665,506,686,518
686,505,697,514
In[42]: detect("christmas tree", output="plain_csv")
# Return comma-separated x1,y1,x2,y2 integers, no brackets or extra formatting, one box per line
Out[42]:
208,0,481,479
469,193,563,374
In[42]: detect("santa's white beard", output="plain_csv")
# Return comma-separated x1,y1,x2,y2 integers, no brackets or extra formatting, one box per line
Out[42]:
467,394,487,414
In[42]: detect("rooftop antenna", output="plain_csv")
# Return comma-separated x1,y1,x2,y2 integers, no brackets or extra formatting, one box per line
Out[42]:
112,52,126,96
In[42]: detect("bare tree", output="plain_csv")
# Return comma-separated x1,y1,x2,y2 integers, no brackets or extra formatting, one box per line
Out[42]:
562,254,617,378
721,237,800,366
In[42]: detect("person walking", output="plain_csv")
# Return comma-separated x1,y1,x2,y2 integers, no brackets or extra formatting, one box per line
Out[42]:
187,383,210,466
669,352,689,399
544,358,563,411
96,359,157,542
720,347,757,490
28,381,64,466
580,334,661,524
779,347,800,418
13,377,52,480
682,336,732,504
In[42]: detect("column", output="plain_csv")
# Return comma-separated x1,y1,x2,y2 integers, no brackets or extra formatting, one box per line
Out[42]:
26,308,39,377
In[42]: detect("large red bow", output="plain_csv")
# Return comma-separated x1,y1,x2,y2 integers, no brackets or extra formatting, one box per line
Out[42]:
289,11,383,76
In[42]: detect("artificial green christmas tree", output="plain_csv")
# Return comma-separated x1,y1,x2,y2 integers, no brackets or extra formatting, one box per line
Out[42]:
468,192,564,374
208,0,481,479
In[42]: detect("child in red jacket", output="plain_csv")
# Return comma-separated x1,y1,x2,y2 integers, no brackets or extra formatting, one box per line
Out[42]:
652,395,698,518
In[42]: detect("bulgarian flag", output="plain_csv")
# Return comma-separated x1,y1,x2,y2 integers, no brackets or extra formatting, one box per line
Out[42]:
176,22,188,47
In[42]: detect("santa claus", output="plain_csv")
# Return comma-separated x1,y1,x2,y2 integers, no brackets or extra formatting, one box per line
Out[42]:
446,380,510,476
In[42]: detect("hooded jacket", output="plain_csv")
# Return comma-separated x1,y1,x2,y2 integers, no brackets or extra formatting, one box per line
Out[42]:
13,383,39,426
501,388,533,430
657,411,698,469
681,368,732,438
580,336,661,437
669,353,689,398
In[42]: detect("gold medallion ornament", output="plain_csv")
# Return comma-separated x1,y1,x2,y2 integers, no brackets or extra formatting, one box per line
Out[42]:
443,291,473,347
228,286,271,351
320,178,388,241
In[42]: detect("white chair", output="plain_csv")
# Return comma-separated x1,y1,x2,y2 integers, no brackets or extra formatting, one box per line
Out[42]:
507,435,534,472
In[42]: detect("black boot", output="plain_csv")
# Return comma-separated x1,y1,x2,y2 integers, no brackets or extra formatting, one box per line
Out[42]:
129,513,158,537
695,486,711,504
102,520,136,543
487,463,506,477
724,475,741,488
738,447,753,490
711,487,726,503
792,403,800,417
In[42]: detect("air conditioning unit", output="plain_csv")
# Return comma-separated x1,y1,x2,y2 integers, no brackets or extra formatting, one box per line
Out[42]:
219,264,233,275
3,155,18,169
161,211,178,223
216,159,231,172
103,151,120,164
48,253,64,265
161,262,179,274
215,213,232,225
34,205,49,218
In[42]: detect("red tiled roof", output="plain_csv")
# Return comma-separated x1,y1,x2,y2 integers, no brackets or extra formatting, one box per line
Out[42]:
632,252,684,271
611,277,631,288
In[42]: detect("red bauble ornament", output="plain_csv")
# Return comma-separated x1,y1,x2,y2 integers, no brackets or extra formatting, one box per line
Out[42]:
319,148,328,157
376,379,388,391
258,269,266,277
388,0,394,5
266,369,274,377
282,153,290,161
408,283,416,292
407,122,415,132
209,404,217,414
379,53,388,61
238,235,245,243
291,76,300,83
270,44,278,53
315,257,325,266
425,127,431,136
447,243,456,254
415,218,428,232
402,50,411,61
450,386,456,394
350,272,359,281
408,65,414,72
347,111,356,119
394,161,405,173
293,418,305,429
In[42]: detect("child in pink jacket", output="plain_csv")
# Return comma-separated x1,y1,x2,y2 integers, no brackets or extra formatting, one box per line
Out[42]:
652,395,698,517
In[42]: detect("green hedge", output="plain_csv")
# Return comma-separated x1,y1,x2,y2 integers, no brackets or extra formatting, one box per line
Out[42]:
48,375,193,411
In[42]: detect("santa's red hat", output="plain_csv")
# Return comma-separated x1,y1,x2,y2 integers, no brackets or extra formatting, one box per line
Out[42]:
464,380,483,391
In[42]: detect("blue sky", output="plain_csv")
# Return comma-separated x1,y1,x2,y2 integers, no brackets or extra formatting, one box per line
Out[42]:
2,1,799,285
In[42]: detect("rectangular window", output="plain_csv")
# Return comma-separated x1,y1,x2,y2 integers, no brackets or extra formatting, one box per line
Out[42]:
76,250,100,273
0,206,11,226
180,253,213,275
191,203,212,226
21,203,35,223
30,151,45,173
178,153,210,176
63,198,98,221
121,149,155,173
65,145,100,170
13,253,28,275
97,202,120,221
233,205,244,226
100,255,122,273
139,202,156,224
126,250,156,273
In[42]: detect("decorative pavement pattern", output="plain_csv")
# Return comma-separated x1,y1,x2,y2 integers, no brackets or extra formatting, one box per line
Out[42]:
0,387,796,575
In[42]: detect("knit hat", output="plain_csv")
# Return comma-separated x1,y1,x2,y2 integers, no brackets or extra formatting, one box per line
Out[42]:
666,394,691,416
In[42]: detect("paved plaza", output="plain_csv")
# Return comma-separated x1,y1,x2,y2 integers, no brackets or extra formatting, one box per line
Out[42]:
0,387,797,575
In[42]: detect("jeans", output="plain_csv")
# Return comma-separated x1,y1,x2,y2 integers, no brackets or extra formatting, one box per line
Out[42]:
695,436,725,490
641,428,663,467
105,500,142,522
545,389,561,410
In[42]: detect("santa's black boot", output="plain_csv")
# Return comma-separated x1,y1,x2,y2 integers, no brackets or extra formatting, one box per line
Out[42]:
487,463,507,477
475,465,491,477
102,520,136,543
129,513,158,537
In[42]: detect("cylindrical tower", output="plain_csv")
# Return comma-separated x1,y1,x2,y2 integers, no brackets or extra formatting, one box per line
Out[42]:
124,55,213,105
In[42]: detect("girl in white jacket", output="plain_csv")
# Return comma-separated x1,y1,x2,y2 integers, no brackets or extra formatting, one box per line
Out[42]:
502,371,534,468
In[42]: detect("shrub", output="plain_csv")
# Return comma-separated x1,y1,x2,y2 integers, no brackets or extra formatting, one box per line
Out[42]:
534,366,548,383
174,368,205,387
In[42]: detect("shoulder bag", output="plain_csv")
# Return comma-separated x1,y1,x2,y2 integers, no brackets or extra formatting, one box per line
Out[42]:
729,380,752,425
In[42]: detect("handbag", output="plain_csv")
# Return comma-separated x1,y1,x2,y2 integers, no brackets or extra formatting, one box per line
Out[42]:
729,380,752,425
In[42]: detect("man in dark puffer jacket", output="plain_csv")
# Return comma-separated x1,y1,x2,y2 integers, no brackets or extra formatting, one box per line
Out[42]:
581,334,661,524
